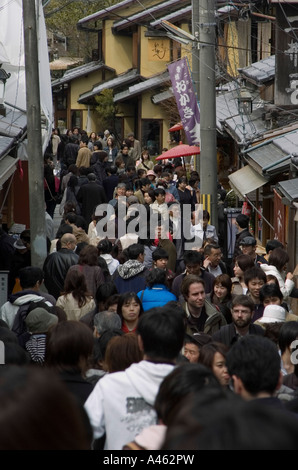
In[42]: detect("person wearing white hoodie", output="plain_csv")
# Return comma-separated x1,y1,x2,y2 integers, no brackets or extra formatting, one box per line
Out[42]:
260,247,294,302
84,304,185,450
0,266,56,329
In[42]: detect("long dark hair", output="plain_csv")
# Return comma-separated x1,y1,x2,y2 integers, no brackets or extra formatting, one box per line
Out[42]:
140,149,151,170
68,175,79,194
62,269,92,308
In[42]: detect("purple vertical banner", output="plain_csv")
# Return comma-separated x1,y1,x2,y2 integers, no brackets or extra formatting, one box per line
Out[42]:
168,57,200,145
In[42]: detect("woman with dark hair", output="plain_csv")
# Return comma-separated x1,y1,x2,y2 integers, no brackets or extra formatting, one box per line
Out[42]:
67,244,105,298
136,149,154,171
56,269,96,321
137,268,177,312
59,174,81,216
176,176,195,208
95,282,118,313
104,136,118,164
97,238,119,275
198,341,230,388
260,248,295,302
208,274,233,324
117,292,144,333
79,281,119,330
231,254,255,295
104,333,143,373
91,150,108,181
88,131,97,151
45,320,94,405
143,188,155,222
176,176,197,212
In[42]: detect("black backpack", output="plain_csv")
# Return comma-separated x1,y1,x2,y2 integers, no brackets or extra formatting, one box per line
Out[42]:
12,298,56,348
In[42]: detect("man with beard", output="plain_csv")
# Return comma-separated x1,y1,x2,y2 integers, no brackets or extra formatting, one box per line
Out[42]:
212,295,264,347
180,276,226,336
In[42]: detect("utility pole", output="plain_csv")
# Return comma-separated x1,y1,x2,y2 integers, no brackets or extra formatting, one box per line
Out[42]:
192,0,200,174
192,0,200,101
199,0,218,230
23,0,48,268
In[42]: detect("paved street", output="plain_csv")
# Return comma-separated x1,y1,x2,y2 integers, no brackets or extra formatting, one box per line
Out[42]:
52,203,62,236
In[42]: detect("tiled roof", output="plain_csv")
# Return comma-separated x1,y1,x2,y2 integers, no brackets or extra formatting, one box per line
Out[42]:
114,71,170,102
238,56,275,85
51,62,114,88
216,82,265,143
244,129,298,176
78,69,140,103
78,0,145,25
277,178,298,202
149,6,191,27
113,0,189,31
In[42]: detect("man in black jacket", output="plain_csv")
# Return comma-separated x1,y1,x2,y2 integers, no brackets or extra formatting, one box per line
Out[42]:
102,166,119,202
76,173,107,225
233,214,251,262
212,295,264,347
226,335,284,406
171,250,215,303
43,233,79,299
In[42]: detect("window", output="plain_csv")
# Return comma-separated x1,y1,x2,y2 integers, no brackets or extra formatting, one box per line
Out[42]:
141,119,162,156
71,110,83,130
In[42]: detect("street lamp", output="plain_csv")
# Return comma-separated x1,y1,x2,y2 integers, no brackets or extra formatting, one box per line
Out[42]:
237,83,253,115
0,64,11,117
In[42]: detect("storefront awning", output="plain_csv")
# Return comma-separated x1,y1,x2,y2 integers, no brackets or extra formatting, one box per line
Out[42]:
228,165,268,199
0,155,19,189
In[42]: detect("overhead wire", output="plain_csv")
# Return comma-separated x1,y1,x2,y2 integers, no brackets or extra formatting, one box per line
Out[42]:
88,0,298,141
48,1,298,135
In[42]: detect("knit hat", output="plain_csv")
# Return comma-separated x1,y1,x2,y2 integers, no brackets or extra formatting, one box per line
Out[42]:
25,307,58,334
258,305,286,323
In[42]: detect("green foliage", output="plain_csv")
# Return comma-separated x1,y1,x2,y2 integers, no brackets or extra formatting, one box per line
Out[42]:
95,89,118,131
225,189,238,208
44,1,118,59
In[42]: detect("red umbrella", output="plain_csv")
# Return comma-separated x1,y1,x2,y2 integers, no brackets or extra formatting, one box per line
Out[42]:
155,143,200,161
168,122,183,132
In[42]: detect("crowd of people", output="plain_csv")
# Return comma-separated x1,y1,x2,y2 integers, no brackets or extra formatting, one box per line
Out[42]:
0,126,298,450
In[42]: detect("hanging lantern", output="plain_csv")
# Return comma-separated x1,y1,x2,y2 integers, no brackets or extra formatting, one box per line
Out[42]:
238,85,253,115
0,64,11,117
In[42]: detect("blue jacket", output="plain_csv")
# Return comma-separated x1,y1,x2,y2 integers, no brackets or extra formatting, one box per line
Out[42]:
137,284,177,311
